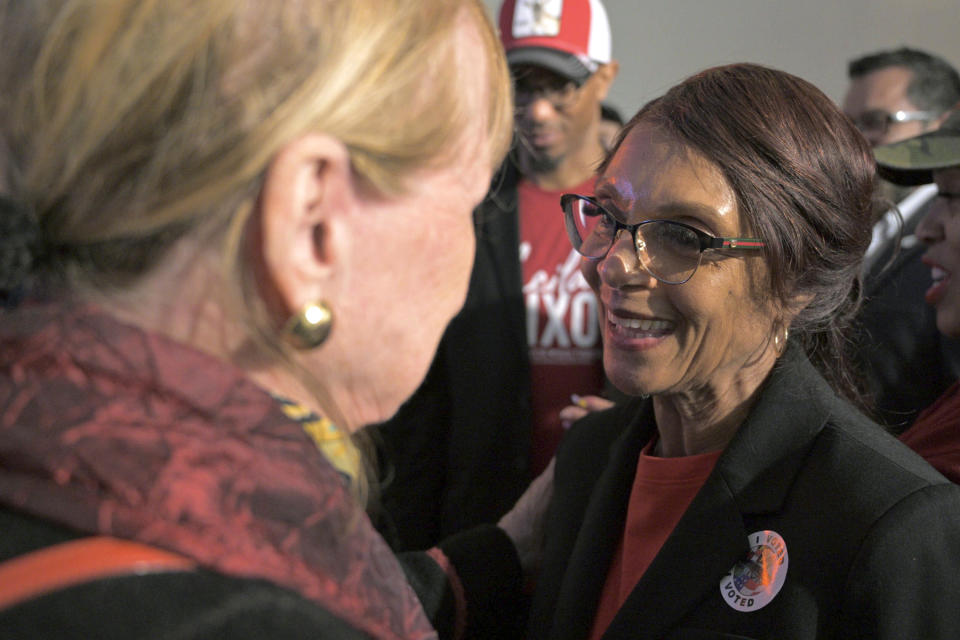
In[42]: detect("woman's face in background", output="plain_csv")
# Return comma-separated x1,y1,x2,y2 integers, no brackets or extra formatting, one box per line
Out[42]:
917,166,960,337
582,123,778,401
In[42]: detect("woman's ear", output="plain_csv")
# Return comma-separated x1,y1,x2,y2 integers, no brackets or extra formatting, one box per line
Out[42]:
778,290,814,332
256,133,355,315
787,292,814,315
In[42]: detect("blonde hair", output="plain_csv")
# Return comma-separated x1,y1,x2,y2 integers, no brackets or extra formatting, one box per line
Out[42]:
0,0,513,503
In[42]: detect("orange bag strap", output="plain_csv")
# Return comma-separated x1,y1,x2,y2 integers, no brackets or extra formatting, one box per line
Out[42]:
0,536,196,611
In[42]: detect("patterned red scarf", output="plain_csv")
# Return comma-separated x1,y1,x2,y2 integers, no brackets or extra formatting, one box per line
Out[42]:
0,302,435,640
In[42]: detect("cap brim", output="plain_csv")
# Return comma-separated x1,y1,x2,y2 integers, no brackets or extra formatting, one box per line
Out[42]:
506,47,592,85
875,128,960,186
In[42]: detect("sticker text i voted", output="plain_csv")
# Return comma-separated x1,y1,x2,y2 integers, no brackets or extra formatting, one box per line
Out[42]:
720,530,788,612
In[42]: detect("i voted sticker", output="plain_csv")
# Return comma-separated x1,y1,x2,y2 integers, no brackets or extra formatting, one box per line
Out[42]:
719,530,788,612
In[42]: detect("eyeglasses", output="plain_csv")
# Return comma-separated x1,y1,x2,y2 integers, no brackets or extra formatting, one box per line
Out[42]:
850,109,938,135
514,77,582,112
561,194,765,285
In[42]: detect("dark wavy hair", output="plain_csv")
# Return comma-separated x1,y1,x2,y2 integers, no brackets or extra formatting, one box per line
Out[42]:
602,63,876,410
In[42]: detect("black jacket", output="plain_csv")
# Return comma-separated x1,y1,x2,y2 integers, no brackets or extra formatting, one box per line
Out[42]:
528,344,960,639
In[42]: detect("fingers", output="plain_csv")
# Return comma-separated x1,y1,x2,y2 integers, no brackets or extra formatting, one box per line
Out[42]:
559,405,589,427
560,395,615,429
576,395,615,411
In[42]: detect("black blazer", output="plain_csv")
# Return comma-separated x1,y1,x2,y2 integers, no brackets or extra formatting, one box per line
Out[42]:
528,344,960,639
856,191,960,430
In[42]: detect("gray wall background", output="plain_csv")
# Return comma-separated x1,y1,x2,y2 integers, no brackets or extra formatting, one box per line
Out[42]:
483,0,960,119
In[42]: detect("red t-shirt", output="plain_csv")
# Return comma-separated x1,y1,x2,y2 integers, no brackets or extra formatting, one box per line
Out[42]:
589,439,723,639
519,176,605,476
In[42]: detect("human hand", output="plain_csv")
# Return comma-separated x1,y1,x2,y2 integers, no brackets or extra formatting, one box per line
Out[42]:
497,457,554,579
559,394,614,429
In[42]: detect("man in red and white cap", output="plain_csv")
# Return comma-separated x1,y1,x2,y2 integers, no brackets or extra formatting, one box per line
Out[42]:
496,0,619,477
501,0,619,186
368,0,619,552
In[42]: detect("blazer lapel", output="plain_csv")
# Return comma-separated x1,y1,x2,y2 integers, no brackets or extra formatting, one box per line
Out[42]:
600,466,748,639
601,344,831,639
548,406,656,640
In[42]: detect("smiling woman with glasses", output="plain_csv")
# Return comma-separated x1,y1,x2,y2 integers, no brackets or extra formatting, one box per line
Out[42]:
521,63,960,639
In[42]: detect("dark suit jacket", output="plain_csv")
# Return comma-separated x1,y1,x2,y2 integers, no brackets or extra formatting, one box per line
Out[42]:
528,344,960,639
369,163,532,550
856,191,960,430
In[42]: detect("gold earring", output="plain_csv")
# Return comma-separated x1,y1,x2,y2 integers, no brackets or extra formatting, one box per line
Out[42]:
283,301,333,350
773,326,789,354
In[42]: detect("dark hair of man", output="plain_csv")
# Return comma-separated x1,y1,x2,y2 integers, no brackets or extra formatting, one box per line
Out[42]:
600,103,624,126
848,47,960,113
602,63,876,411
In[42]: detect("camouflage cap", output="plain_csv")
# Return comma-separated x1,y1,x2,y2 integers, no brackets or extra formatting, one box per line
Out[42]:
874,110,960,186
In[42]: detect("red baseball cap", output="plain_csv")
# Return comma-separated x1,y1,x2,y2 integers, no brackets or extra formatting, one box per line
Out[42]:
498,0,612,85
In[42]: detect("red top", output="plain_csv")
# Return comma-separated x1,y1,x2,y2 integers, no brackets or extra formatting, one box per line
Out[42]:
589,438,723,639
899,381,960,484
519,176,605,476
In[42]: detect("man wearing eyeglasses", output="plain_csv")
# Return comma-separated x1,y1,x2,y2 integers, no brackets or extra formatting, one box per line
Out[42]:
841,47,960,430
366,0,620,552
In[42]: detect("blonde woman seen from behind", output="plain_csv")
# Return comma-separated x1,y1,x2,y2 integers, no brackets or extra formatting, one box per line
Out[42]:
0,1,515,638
